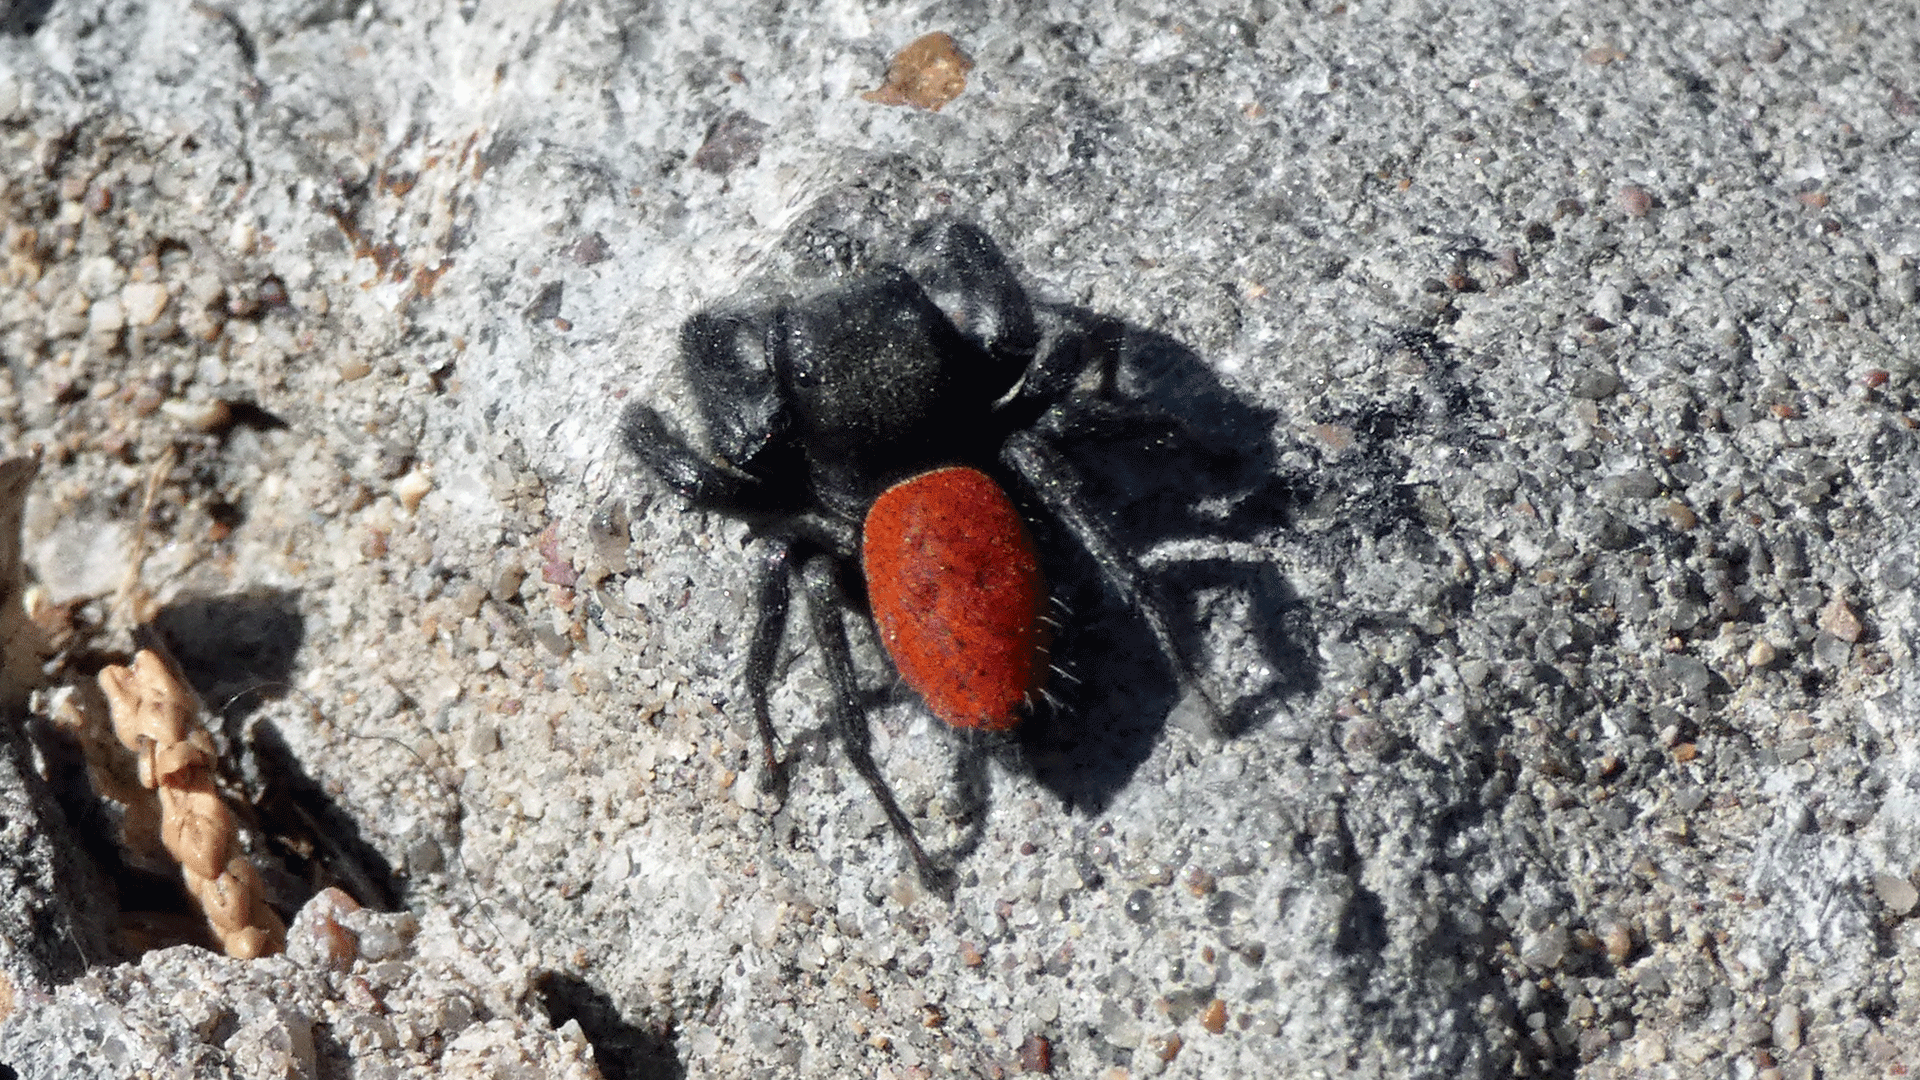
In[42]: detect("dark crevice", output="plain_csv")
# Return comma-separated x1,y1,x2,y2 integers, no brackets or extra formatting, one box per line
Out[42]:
2,0,57,36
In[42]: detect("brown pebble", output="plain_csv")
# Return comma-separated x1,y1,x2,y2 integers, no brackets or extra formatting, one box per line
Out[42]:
1200,998,1227,1034
1819,596,1864,643
862,32,973,112
303,887,362,971
394,467,433,512
1619,185,1653,218
1017,1034,1052,1073
1311,422,1356,456
1664,501,1698,530
1184,865,1216,897
1150,1032,1183,1061
1598,920,1633,965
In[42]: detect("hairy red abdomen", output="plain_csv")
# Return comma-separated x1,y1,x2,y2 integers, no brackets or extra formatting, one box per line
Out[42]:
862,466,1049,731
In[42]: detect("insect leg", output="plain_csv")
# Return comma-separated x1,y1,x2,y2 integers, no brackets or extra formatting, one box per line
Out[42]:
797,554,950,894
1001,429,1226,736
745,536,795,795
621,402,759,507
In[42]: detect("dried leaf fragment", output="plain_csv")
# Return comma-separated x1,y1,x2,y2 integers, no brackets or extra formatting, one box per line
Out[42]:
99,650,286,958
863,32,973,112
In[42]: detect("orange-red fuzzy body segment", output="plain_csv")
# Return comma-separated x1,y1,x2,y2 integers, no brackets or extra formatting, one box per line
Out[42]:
862,466,1048,730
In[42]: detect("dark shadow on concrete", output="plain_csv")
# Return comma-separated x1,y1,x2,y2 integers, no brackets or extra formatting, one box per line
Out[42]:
1000,315,1319,815
149,588,304,705
535,972,685,1080
150,589,399,914
241,716,402,913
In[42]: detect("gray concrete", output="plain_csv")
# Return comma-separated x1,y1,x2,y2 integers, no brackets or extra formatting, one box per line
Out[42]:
2,1,1918,1077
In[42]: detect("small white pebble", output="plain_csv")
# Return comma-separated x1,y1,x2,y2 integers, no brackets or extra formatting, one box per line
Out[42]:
1772,1003,1802,1051
795,939,826,970
424,676,464,709
160,397,232,432
1519,925,1569,970
394,467,433,512
88,296,125,336
228,218,257,254
749,902,783,949
120,281,169,325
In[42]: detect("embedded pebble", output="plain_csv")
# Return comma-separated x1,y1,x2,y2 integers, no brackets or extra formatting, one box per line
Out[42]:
1016,1034,1052,1073
1606,470,1662,499
88,295,125,336
1818,596,1864,643
1772,1003,1802,1051
1123,889,1155,924
394,467,433,511
160,397,231,432
1519,925,1569,971
1597,919,1633,965
288,886,363,970
1873,874,1919,916
120,281,169,324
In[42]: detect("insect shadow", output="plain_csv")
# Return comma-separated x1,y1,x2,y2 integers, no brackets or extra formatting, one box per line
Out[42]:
963,312,1319,818
535,972,686,1080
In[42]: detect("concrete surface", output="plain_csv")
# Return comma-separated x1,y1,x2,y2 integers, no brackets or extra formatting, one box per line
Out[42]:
2,1,1918,1077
